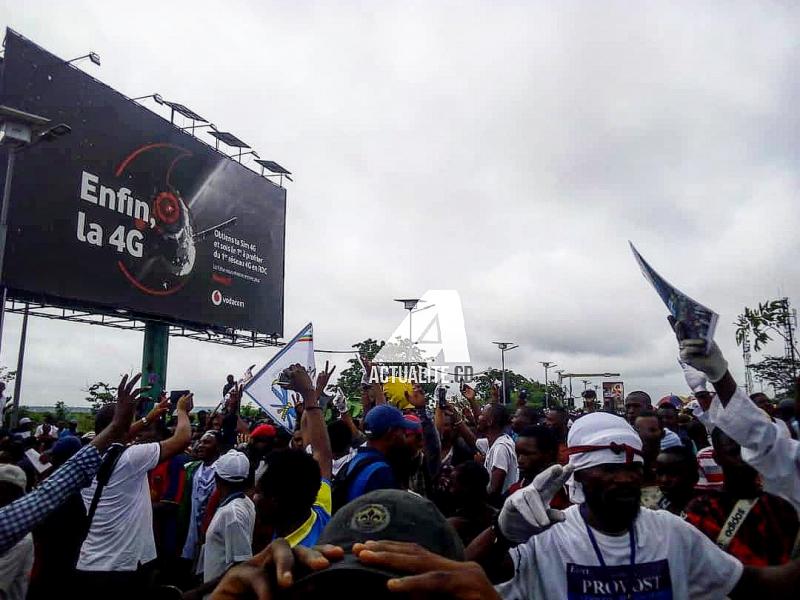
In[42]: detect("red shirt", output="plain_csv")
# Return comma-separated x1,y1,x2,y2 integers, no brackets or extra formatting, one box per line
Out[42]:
684,490,799,566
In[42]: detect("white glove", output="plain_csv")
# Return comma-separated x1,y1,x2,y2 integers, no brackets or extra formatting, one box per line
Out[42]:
678,339,728,383
679,359,709,393
332,389,348,414
498,463,574,544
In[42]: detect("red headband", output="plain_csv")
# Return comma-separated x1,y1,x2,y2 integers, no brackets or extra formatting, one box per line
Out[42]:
566,442,643,463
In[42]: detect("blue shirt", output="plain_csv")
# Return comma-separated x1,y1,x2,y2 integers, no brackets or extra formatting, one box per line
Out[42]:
345,447,398,503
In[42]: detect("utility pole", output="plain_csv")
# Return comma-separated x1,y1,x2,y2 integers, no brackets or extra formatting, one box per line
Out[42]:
539,361,557,409
781,298,798,379
742,329,753,395
492,342,518,404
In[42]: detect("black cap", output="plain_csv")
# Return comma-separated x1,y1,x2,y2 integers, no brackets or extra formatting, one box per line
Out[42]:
292,490,464,594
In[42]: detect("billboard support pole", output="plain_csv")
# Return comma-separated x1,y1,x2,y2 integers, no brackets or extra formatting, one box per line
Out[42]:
9,303,29,428
141,321,169,417
0,146,17,362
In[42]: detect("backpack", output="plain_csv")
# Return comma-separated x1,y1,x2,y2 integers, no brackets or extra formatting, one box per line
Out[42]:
331,452,387,513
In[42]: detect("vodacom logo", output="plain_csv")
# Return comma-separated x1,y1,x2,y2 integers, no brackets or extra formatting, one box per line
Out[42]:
211,289,223,306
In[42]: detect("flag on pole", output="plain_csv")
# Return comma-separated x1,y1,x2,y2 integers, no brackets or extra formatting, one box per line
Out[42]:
243,323,315,432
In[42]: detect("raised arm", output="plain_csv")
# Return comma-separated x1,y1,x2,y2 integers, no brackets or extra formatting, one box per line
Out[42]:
0,373,143,554
288,362,334,481
159,393,193,462
127,393,169,441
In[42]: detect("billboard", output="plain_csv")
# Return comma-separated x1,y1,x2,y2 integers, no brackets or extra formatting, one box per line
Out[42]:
0,30,284,335
602,381,625,411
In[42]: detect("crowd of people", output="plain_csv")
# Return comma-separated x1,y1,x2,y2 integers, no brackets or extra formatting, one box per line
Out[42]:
1,326,800,599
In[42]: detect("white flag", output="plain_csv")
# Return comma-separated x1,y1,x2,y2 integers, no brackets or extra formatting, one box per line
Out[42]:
243,323,315,432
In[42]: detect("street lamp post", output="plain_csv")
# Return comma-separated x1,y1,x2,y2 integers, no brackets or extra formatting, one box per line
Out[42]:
492,342,518,404
394,298,420,347
0,106,71,427
539,361,557,409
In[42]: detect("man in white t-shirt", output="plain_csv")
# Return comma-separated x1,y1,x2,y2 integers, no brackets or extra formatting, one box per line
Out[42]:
477,403,518,501
468,411,800,599
202,450,255,583
76,393,193,600
34,416,59,441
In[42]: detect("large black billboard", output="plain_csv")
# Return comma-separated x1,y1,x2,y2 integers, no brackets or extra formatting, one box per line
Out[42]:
0,30,285,335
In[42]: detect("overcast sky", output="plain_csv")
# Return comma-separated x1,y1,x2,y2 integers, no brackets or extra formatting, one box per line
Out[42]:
1,1,799,409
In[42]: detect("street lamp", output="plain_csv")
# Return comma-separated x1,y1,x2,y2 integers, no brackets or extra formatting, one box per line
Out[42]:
539,361,557,409
394,298,420,346
0,106,71,427
492,342,519,404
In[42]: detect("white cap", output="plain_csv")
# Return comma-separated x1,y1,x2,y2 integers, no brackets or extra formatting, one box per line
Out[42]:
18,417,32,425
0,464,27,491
213,450,250,482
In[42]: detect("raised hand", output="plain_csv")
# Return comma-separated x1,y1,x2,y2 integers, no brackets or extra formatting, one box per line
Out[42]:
404,383,427,408
284,363,315,399
461,382,476,402
490,383,501,404
92,373,147,450
146,395,171,422
498,463,574,543
315,361,337,399
176,393,194,414
668,316,728,383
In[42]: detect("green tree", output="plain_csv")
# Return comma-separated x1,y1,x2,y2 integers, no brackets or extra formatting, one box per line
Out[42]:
473,368,545,407
336,338,385,401
0,366,16,384
240,402,266,421
54,400,69,422
735,298,799,397
85,381,116,413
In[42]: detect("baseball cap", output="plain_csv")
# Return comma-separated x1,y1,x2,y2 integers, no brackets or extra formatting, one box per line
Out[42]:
214,450,250,483
403,413,422,432
250,424,277,439
18,417,32,426
658,395,682,409
0,464,27,492
51,436,82,462
363,405,417,439
293,490,464,594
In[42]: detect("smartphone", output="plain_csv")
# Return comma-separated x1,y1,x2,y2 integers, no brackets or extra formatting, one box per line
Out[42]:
276,369,292,388
436,386,448,408
169,390,190,411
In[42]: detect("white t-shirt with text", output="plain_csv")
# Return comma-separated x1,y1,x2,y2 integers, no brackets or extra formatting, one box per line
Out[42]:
496,505,743,600
78,442,161,571
482,434,519,495
202,495,256,582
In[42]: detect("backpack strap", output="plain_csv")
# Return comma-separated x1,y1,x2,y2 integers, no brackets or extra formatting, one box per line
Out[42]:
334,453,387,509
348,460,389,500
86,443,127,528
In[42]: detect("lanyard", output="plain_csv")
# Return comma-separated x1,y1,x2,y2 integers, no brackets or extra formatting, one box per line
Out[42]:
579,504,636,567
219,491,246,509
